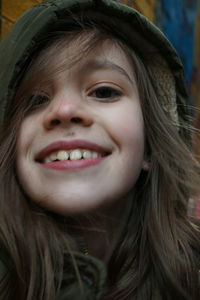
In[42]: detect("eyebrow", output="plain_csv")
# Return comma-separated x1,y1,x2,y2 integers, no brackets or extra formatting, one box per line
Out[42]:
81,59,135,85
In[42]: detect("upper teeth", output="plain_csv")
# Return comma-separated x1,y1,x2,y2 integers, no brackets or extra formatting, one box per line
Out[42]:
44,149,101,163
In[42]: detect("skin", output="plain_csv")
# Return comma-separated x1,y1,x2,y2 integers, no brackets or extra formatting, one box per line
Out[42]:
16,40,147,219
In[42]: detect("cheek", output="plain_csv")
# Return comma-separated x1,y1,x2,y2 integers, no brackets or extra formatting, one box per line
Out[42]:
15,119,37,176
15,129,29,184
16,127,30,163
107,104,145,152
107,105,145,181
16,116,39,155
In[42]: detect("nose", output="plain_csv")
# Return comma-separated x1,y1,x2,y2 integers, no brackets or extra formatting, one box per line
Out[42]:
43,93,93,130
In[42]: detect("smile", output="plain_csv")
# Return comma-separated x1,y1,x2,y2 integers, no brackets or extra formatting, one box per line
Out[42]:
44,149,102,162
35,139,111,170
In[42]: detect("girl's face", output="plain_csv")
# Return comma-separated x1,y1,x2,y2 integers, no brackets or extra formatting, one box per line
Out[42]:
16,38,147,215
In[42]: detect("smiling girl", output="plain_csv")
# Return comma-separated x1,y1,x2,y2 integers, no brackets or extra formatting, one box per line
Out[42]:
0,1,199,300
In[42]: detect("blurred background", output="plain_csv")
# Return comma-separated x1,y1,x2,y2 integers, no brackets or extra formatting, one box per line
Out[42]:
0,0,200,223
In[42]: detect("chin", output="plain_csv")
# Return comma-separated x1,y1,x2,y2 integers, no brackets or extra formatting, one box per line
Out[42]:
33,196,105,216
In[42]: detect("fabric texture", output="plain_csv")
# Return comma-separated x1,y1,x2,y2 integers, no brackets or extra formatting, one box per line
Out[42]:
0,249,106,300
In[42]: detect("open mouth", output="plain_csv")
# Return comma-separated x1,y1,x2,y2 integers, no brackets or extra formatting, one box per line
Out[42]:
37,149,110,163
35,140,112,169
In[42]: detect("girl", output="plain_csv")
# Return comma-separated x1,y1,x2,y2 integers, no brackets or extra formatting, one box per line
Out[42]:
0,0,199,299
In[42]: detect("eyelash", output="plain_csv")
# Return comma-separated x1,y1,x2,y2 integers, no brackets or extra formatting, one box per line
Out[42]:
88,86,122,101
28,94,49,109
27,86,122,110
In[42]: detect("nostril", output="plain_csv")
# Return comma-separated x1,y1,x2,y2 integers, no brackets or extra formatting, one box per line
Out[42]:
51,119,61,126
71,117,82,123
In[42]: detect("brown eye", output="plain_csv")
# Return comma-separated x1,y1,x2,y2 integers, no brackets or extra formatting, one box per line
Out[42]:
89,87,122,101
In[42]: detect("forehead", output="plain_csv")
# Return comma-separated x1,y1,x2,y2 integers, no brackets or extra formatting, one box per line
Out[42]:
32,32,135,79
18,31,137,98
66,41,134,78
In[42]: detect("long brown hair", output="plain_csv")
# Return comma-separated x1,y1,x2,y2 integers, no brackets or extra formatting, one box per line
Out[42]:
0,18,200,300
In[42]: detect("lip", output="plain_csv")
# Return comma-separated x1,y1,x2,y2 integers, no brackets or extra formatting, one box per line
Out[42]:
35,139,111,165
39,157,106,170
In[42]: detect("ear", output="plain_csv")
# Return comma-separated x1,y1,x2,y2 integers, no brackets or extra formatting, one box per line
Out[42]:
142,160,150,171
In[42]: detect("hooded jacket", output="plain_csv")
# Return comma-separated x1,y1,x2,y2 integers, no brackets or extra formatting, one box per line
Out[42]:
0,0,196,299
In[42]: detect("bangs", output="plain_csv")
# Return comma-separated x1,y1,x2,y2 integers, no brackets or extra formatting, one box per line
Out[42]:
15,28,123,103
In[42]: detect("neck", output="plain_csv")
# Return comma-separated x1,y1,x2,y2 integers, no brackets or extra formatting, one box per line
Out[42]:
68,192,133,263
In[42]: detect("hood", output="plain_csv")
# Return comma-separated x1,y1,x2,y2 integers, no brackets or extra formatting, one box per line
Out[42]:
0,0,189,134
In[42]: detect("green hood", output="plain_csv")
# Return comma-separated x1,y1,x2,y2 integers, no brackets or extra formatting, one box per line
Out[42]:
0,0,189,133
